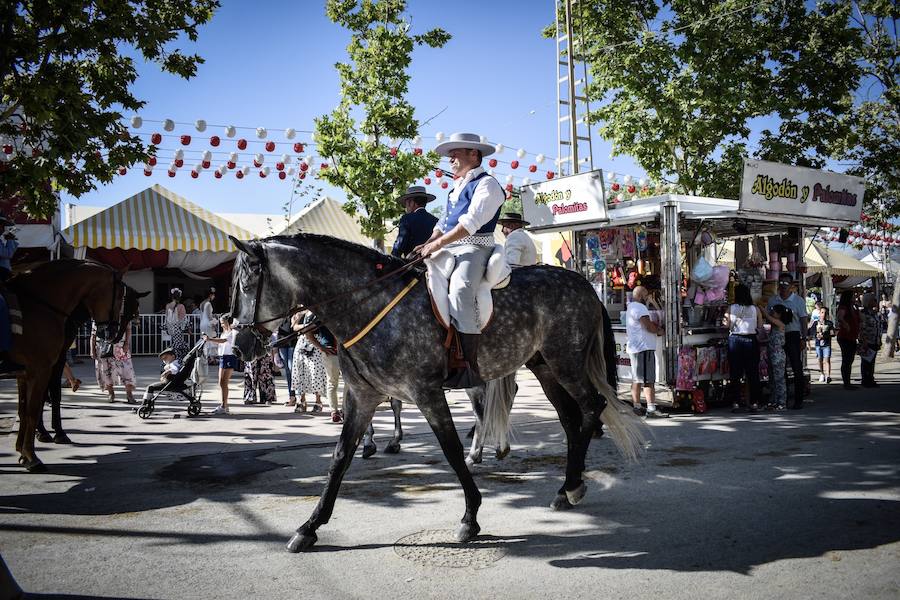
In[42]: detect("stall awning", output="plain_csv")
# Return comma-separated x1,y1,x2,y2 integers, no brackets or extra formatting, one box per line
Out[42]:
719,240,883,278
278,197,370,245
63,184,255,252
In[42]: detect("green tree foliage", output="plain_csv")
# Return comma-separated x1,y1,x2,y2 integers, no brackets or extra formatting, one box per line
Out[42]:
314,0,450,248
555,0,873,201
0,0,218,219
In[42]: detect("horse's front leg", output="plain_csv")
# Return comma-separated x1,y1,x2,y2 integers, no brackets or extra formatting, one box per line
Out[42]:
465,385,485,468
19,369,50,472
287,387,378,552
417,387,482,542
49,357,71,443
384,398,402,454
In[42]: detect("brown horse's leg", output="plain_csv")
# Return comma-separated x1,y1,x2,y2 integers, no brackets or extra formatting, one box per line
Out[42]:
20,369,50,472
15,375,26,454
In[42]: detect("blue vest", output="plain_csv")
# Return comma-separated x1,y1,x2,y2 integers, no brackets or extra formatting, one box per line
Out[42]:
443,172,503,235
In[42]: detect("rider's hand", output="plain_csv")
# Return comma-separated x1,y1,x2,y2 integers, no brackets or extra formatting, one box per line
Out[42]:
416,238,444,258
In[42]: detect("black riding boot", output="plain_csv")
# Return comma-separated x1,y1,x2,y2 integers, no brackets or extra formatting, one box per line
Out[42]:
444,333,485,389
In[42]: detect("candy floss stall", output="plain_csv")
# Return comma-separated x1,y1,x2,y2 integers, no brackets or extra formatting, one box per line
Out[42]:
522,160,865,409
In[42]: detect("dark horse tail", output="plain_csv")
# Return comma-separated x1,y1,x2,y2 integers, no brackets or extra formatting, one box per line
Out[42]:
586,301,645,461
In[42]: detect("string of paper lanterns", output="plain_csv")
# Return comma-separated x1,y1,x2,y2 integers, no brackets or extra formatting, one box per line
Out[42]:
820,222,900,249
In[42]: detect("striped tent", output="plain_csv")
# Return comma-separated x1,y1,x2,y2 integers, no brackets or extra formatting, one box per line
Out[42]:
64,184,254,252
278,196,370,245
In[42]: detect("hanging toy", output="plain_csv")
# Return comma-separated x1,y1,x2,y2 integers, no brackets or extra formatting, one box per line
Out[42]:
636,227,648,252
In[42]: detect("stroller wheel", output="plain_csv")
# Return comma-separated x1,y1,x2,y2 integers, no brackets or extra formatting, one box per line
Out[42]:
138,405,153,419
187,402,201,417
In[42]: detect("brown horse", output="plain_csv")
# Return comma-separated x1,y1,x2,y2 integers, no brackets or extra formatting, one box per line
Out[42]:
6,259,127,472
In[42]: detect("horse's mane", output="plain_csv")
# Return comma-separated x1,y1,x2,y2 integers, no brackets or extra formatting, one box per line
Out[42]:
260,233,406,268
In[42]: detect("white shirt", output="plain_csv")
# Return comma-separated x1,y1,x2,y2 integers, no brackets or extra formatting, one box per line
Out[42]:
504,228,538,267
163,360,181,376
435,166,506,235
728,304,758,334
219,329,237,356
626,301,656,353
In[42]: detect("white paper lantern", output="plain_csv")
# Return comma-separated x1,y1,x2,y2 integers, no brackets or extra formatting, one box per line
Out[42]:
623,174,633,184
195,119,207,132
130,116,142,129
488,168,495,176
229,152,238,163
412,135,422,146
285,128,296,140
494,143,504,154
516,148,526,159
225,125,236,138
218,166,227,176
254,153,264,164
606,171,616,181
194,163,203,172
535,153,545,164
256,127,267,139
310,132,317,142
287,167,295,176
638,178,646,187
304,155,314,166
616,193,624,202
505,174,513,184
169,162,178,171
241,166,250,176
435,132,445,142
261,166,270,176
163,119,175,132
202,150,212,162
174,149,184,160
281,153,290,164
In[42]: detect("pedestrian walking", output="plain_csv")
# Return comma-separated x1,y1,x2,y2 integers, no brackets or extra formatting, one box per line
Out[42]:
627,285,667,418
165,287,189,361
309,321,342,422
273,317,297,407
91,320,137,403
202,315,238,415
814,306,834,383
767,275,809,409
858,293,881,388
727,284,764,412
836,290,860,390
290,310,326,414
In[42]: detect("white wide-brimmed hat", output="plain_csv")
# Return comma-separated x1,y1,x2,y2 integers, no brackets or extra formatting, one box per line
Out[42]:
433,132,495,157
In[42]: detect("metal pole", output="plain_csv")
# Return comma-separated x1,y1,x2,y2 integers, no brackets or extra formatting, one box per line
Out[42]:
661,201,681,386
564,0,579,175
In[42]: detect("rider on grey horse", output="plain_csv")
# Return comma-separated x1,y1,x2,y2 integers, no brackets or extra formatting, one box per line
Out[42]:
415,132,505,389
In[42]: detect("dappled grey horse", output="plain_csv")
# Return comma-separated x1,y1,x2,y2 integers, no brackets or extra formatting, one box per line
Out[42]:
229,234,642,552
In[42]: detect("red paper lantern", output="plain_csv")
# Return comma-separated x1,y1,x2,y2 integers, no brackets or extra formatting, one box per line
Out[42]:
390,147,398,157
202,160,211,169
299,162,309,172
627,185,636,194
31,148,41,157
180,135,191,145
279,171,287,180
293,143,304,153
210,135,221,147
118,167,127,175
175,159,184,168
320,163,329,169
265,141,275,152
276,162,284,171
237,138,248,150
214,170,222,179
168,170,176,178
299,172,306,179
259,170,267,178
227,161,236,169
413,147,423,155
528,164,537,173
488,158,497,168
148,156,157,167
253,160,262,168
510,160,519,169
435,169,444,178
424,177,431,185
505,183,514,192
191,171,199,179
151,133,162,145
611,182,620,191
236,171,244,179
2,145,11,155
546,171,555,179
144,169,152,176
441,181,448,189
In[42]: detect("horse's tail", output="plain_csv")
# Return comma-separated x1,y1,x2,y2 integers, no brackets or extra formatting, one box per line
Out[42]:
587,303,646,462
480,375,517,449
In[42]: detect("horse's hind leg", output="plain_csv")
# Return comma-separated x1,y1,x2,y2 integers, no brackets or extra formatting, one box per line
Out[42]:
465,385,485,467
528,360,590,510
49,357,71,443
19,370,50,472
416,387,482,542
287,387,378,553
384,398,402,454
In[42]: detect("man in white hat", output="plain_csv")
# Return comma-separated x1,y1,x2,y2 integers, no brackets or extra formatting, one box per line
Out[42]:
392,185,438,258
497,212,537,268
415,132,506,388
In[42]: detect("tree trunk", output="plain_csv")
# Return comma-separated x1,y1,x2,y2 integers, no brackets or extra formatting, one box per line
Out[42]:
882,282,899,359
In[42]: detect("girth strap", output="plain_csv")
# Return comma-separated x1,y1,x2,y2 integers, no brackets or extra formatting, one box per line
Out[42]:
343,278,419,349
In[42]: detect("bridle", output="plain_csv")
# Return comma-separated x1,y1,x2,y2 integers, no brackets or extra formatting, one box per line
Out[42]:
93,267,126,345
233,245,427,349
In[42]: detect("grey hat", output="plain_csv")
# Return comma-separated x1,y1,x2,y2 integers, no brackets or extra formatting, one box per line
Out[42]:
497,211,530,226
397,185,436,205
158,347,176,358
433,132,495,157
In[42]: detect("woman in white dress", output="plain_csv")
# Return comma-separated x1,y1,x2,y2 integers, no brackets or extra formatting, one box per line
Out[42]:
290,310,326,413
199,287,217,364
165,288,189,360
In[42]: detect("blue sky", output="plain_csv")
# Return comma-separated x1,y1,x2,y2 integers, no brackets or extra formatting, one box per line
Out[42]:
60,0,646,220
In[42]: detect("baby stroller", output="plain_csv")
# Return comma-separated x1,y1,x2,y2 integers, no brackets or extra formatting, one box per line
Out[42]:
136,339,209,419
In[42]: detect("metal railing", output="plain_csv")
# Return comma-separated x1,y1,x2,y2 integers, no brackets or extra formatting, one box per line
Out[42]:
75,314,206,356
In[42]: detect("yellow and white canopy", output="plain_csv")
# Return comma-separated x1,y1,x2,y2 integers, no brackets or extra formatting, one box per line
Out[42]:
64,184,254,252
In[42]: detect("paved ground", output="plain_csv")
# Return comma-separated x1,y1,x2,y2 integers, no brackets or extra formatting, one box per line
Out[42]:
1,350,898,599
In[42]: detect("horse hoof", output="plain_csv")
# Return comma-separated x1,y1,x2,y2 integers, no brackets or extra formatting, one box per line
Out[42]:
53,433,73,444
286,531,317,553
455,521,481,543
384,441,401,454
36,431,53,444
465,454,482,469
495,444,510,460
362,444,377,459
550,494,574,511
20,458,47,473
565,482,587,506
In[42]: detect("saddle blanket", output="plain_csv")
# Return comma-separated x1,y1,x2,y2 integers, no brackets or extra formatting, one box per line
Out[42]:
425,244,511,331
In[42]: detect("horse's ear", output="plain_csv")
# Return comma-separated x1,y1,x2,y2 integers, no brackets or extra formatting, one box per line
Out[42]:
230,236,253,255
137,290,151,299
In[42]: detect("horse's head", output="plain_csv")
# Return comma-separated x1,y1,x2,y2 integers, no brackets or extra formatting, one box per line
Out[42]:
81,263,129,357
229,238,287,362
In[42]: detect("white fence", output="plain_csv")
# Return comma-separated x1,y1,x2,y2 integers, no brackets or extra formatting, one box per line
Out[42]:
75,314,207,356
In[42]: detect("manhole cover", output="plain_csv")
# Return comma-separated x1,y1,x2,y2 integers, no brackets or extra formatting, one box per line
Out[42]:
393,529,507,568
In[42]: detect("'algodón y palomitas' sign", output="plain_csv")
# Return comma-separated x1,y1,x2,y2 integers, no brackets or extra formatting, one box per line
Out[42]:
739,159,865,224
520,169,608,233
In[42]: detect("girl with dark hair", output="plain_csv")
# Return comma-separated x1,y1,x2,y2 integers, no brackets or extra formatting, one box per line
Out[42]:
836,290,860,389
165,287,188,360
724,284,763,412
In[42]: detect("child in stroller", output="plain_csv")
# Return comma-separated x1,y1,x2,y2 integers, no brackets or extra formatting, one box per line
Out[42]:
136,340,208,418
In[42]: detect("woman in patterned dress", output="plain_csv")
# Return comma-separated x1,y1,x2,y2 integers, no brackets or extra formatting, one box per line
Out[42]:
91,319,137,403
764,304,790,410
243,352,277,404
165,288,189,360
290,310,326,413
